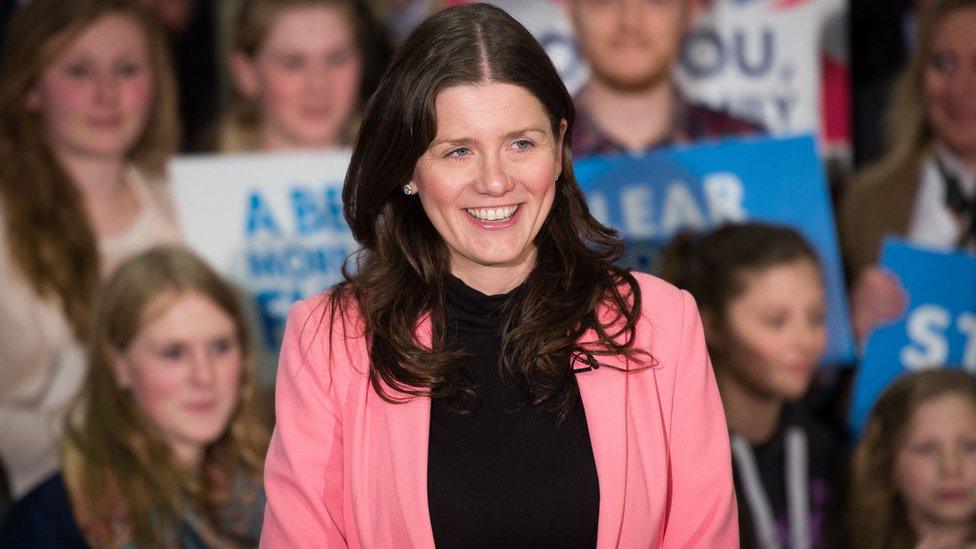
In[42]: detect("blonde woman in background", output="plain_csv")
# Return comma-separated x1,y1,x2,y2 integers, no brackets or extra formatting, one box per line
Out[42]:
841,0,976,347
0,246,269,547
0,0,181,500
848,369,976,549
221,0,390,152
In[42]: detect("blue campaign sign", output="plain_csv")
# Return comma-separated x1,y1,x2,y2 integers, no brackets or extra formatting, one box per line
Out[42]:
848,240,976,436
574,134,854,364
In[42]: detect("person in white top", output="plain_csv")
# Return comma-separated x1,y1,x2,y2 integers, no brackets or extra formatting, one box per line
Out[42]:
841,0,976,348
0,0,181,499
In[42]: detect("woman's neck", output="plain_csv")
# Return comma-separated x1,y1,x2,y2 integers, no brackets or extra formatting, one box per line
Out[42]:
171,442,205,475
449,252,535,296
260,125,338,152
58,152,128,199
56,150,139,239
716,369,784,444
579,79,675,152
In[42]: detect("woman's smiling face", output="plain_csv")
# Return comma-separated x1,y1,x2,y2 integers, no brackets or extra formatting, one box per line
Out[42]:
411,82,565,294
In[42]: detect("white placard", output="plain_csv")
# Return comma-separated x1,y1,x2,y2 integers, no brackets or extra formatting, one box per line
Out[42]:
171,150,355,356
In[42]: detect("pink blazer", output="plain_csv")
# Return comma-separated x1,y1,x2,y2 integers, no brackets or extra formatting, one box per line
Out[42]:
261,273,738,548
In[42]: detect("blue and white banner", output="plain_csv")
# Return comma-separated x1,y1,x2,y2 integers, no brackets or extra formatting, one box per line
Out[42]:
171,150,355,365
848,240,976,436
575,134,854,363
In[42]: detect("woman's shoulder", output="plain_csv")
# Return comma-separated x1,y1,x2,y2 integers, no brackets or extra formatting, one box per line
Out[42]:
630,271,689,318
621,271,711,378
0,474,87,548
291,289,365,335
844,153,924,214
282,290,369,366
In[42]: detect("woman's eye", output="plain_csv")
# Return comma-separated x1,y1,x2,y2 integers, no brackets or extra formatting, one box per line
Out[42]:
159,345,185,360
512,139,535,152
278,56,305,70
115,62,144,77
809,309,827,327
327,49,354,68
930,52,957,74
210,337,236,355
909,442,937,455
64,63,92,78
763,315,787,329
446,147,470,160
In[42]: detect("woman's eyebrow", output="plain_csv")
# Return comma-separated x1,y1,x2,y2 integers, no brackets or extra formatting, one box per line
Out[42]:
430,127,547,148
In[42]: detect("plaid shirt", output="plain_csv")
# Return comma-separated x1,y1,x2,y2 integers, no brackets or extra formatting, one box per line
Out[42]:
572,93,765,159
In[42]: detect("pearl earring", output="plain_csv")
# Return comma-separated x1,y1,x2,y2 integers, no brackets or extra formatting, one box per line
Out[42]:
403,182,417,195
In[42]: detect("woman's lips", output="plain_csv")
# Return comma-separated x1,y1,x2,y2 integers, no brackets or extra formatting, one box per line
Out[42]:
936,488,971,501
184,400,218,412
87,116,123,128
301,106,332,120
463,204,522,228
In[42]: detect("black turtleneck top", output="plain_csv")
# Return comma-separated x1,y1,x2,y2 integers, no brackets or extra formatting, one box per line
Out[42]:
427,275,600,548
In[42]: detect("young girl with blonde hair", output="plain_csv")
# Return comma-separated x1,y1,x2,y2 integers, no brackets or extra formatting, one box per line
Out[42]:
1,246,269,547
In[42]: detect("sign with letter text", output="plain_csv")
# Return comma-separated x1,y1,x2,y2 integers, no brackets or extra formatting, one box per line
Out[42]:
849,240,976,436
574,134,854,363
171,150,355,369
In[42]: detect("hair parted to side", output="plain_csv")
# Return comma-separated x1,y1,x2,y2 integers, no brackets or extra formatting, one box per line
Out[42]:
848,369,976,549
63,245,269,547
332,2,647,419
854,0,976,199
0,0,178,341
222,0,391,151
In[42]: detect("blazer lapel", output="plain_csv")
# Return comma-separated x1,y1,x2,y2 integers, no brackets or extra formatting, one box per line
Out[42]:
577,349,630,549
382,391,435,547
380,316,436,547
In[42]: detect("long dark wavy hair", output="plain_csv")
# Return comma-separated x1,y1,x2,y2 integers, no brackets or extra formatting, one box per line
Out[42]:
329,3,647,419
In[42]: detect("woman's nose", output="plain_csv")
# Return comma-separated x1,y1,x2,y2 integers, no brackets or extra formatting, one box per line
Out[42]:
475,155,515,197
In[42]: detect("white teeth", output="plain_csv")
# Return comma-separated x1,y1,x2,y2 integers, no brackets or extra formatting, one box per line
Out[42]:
465,205,518,221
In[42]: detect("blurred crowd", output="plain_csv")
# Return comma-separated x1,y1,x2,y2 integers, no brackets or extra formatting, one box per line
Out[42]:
0,0,973,547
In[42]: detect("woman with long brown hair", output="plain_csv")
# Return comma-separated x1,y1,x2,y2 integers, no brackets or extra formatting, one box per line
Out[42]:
0,0,180,500
261,4,737,547
848,369,976,549
841,0,976,346
0,246,269,547
221,0,390,151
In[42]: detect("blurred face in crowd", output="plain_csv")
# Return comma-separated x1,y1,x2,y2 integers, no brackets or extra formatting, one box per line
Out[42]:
112,291,243,468
231,5,362,150
570,0,694,91
411,82,565,292
26,14,153,164
924,6,976,165
894,393,976,532
717,259,827,402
